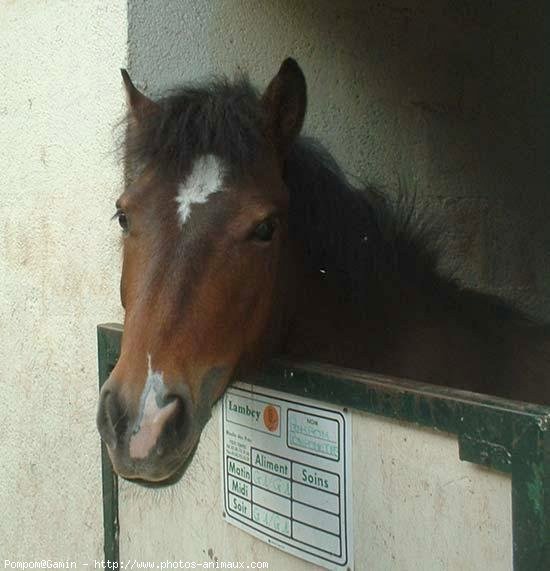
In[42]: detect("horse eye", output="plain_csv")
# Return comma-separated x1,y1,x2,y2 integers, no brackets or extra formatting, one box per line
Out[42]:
251,219,276,242
114,209,129,232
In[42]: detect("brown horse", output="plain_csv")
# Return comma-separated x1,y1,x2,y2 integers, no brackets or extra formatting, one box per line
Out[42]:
97,58,549,485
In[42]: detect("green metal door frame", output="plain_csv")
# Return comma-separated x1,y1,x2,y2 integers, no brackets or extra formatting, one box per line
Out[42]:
97,323,550,569
97,324,122,564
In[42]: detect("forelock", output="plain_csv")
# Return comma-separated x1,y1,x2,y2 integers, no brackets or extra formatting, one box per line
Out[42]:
123,76,268,182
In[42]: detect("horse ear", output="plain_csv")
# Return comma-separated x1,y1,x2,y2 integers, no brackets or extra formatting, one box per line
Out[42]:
261,58,307,156
121,69,158,121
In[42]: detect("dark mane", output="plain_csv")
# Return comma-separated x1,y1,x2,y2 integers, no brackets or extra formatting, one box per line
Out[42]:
284,139,540,327
285,138,442,300
123,75,533,324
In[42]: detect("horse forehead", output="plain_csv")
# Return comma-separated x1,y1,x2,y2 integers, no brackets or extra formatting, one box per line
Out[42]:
175,154,226,226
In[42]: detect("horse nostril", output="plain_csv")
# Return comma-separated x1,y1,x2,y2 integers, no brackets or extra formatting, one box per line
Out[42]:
161,392,192,447
125,387,192,461
97,389,127,448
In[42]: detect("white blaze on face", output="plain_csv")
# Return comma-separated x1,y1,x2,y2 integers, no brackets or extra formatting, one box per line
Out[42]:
129,354,177,460
175,154,225,226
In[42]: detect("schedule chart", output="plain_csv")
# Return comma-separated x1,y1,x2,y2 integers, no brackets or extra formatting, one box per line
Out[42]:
221,384,352,570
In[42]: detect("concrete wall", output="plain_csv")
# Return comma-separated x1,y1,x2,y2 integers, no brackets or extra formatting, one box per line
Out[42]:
128,0,549,320
0,1,126,559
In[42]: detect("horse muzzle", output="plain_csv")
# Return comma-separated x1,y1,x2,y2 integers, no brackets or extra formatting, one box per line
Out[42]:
96,374,197,484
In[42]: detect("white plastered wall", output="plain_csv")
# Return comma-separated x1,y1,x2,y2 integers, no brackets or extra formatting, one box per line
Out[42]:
0,1,126,559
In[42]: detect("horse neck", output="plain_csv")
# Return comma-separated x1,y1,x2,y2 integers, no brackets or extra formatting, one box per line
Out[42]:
280,259,392,370
282,252,550,405
280,236,472,378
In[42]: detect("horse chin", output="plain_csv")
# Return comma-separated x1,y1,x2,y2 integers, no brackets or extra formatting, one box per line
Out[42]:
116,440,201,489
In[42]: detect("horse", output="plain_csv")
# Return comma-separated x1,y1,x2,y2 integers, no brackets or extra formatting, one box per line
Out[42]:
97,58,550,485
